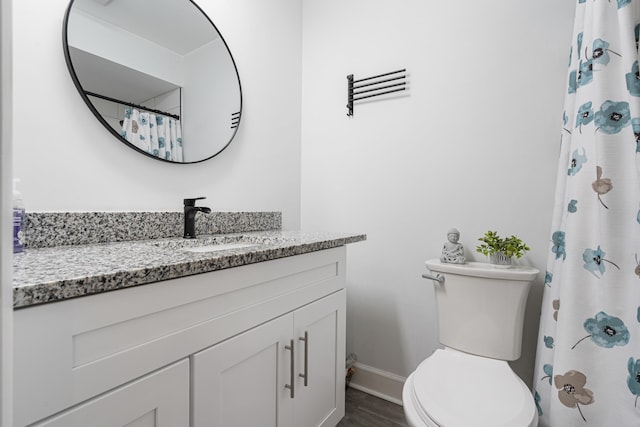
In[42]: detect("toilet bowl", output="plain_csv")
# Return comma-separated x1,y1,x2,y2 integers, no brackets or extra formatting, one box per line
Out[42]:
403,349,538,427
403,259,539,427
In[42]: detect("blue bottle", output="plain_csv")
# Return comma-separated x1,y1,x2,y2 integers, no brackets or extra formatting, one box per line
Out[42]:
13,178,25,253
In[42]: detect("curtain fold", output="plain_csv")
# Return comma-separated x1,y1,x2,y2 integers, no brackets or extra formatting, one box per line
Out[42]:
533,0,640,425
121,107,183,162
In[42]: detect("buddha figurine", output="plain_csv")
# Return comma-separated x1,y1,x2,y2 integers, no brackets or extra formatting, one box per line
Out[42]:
441,228,465,264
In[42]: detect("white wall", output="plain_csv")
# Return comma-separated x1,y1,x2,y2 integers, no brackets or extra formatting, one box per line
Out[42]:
12,0,302,229
1,0,13,423
183,39,240,162
301,0,576,386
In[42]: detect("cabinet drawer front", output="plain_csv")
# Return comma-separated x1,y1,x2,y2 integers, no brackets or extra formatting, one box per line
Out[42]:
14,247,346,426
32,359,189,427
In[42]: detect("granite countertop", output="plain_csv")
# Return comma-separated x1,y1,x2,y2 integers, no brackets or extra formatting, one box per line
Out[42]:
13,230,366,309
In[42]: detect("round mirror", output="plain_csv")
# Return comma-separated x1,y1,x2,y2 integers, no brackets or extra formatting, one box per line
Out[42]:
63,0,242,164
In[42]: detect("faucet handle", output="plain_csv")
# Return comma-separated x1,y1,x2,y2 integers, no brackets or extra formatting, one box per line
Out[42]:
184,197,206,207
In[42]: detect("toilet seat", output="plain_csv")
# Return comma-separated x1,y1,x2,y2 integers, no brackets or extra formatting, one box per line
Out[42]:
403,349,538,427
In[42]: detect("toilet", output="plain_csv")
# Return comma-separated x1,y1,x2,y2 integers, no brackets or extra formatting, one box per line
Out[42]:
402,259,539,427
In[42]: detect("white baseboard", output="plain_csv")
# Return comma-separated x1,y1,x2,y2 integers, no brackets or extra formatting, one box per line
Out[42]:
348,362,406,406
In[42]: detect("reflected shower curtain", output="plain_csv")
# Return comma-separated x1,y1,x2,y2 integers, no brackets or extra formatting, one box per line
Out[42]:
533,0,640,426
121,107,183,162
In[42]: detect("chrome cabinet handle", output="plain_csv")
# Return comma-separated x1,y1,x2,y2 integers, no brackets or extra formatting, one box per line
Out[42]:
285,339,295,398
299,331,309,386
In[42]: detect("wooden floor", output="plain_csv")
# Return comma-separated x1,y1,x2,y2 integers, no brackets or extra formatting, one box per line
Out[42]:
337,387,409,427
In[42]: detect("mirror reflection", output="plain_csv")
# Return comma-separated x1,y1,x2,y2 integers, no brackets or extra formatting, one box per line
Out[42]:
63,0,242,163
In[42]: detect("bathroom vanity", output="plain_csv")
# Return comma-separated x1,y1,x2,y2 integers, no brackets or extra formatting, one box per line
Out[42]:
12,213,365,427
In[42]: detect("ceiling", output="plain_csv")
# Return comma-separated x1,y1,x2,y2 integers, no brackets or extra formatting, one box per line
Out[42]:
73,0,219,55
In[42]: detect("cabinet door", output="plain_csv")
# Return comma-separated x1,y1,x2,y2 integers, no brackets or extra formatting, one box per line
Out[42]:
191,314,295,427
32,360,189,427
293,290,346,427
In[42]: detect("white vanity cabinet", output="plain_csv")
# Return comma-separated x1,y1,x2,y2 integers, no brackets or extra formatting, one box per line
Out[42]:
13,247,347,427
192,289,345,427
31,360,189,427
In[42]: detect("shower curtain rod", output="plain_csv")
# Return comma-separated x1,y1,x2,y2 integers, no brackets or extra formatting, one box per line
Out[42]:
85,91,181,120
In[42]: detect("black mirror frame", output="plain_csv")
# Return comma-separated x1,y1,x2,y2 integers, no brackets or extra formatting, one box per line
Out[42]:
62,0,243,164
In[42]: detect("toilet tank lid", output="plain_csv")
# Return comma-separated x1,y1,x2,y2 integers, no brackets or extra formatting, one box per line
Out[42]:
425,259,539,281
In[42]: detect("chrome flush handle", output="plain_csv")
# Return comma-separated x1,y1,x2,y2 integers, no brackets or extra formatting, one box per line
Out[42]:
422,273,445,284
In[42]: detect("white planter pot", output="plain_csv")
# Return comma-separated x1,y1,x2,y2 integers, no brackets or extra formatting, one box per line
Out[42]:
490,252,512,267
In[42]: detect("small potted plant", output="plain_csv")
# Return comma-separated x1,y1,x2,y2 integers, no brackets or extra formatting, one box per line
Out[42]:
476,230,530,266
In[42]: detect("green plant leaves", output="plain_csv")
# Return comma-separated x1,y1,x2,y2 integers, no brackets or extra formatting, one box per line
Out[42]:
476,230,530,259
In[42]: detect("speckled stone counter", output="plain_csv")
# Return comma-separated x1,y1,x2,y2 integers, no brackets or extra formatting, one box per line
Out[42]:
13,230,366,309
25,211,282,248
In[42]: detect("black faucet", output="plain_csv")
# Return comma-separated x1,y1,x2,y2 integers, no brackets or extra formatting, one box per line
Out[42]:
183,197,211,239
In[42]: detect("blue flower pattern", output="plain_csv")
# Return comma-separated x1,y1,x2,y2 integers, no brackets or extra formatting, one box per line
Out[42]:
576,102,594,131
542,364,554,385
627,358,640,406
568,70,577,94
594,100,631,134
578,60,594,87
577,32,584,58
534,390,543,416
568,148,587,175
535,0,640,423
582,246,619,278
591,39,615,67
632,117,640,152
572,312,630,349
582,247,605,277
544,336,555,349
625,61,640,96
551,231,567,261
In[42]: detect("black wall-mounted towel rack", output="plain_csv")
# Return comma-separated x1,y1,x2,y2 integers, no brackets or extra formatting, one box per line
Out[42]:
346,69,407,117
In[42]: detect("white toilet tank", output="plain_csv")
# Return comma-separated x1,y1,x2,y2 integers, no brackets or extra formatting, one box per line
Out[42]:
425,259,539,361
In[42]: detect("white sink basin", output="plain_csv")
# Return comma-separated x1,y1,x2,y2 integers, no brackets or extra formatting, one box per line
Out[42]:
183,242,259,253
151,234,296,253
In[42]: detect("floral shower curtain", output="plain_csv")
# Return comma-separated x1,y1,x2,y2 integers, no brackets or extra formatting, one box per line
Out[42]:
121,107,183,162
533,0,640,426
